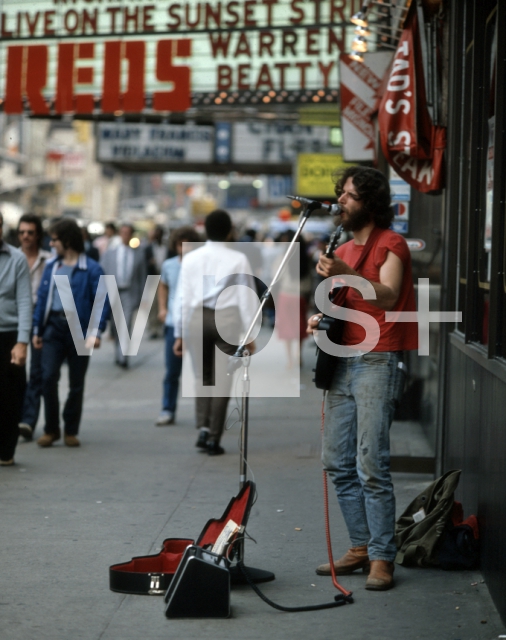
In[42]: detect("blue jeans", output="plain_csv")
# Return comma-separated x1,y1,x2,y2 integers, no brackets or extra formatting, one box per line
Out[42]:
41,315,90,436
322,352,403,561
162,325,182,413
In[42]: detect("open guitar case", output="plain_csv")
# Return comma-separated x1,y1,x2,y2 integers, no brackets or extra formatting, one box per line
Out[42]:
109,480,255,599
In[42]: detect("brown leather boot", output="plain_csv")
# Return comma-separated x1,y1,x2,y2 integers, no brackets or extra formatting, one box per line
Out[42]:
37,431,61,448
316,545,370,576
365,560,395,590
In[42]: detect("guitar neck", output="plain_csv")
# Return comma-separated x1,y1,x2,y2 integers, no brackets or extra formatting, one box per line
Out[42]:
325,224,343,257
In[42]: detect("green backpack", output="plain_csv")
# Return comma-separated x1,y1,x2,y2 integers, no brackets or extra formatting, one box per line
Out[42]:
395,469,461,567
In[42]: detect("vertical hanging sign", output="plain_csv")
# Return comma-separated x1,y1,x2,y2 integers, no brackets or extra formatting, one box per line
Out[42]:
340,51,393,161
378,7,446,193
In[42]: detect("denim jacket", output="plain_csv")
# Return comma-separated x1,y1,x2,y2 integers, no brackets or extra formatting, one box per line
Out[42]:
33,254,110,338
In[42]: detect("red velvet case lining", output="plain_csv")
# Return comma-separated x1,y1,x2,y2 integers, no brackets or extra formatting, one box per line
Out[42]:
113,539,193,574
197,483,252,548
111,482,253,576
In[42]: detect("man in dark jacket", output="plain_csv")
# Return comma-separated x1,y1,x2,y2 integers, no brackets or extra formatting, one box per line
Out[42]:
33,218,110,448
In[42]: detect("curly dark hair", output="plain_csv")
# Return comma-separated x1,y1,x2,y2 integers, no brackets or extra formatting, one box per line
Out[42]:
169,225,201,252
49,218,85,253
333,166,393,229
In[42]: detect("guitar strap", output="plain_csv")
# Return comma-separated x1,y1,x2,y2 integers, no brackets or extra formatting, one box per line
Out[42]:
330,226,384,308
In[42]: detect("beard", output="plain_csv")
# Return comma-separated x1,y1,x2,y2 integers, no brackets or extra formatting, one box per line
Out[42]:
341,205,372,232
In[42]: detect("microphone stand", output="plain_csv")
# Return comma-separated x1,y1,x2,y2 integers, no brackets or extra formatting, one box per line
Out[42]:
228,199,326,585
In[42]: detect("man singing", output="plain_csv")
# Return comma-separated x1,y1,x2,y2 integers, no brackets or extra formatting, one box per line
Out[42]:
308,167,417,590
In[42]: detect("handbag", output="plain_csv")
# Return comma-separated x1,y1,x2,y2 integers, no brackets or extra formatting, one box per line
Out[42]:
313,227,382,390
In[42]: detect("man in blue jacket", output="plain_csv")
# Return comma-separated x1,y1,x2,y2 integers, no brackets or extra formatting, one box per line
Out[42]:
33,218,110,448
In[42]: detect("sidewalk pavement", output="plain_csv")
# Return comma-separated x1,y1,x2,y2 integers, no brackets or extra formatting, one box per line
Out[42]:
1,334,504,640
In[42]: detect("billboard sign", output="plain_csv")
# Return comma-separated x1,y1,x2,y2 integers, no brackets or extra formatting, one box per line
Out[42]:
232,123,338,164
96,121,340,171
0,0,363,116
97,123,214,163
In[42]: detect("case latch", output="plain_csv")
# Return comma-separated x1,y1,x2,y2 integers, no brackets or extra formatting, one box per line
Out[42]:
148,574,164,595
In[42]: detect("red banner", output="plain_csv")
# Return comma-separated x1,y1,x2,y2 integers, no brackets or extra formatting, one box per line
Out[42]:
378,8,446,192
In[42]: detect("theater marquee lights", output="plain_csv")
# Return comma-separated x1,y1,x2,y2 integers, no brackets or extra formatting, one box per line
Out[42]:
0,0,364,116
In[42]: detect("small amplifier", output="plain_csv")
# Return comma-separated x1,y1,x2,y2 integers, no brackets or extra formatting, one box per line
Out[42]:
164,545,230,619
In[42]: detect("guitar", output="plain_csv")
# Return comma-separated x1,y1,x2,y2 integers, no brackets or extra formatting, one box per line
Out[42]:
312,225,383,390
312,225,344,390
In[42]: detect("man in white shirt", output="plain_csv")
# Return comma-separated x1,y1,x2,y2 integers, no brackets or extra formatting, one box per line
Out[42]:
173,210,257,456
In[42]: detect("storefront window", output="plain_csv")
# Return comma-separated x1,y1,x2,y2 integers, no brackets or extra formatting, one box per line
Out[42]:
456,41,473,336
475,10,497,346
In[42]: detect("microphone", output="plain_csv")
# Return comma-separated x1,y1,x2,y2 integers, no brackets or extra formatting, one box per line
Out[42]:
287,195,342,216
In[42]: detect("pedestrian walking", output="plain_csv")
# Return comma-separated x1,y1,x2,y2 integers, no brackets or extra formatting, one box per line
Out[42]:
173,210,257,456
0,211,32,465
33,218,109,448
101,223,147,369
93,221,121,257
155,225,201,426
16,213,52,441
145,225,167,339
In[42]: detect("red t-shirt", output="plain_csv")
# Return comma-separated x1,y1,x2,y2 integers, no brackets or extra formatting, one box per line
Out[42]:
335,229,418,352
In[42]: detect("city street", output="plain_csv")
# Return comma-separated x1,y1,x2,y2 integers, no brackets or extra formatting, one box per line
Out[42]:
1,334,503,640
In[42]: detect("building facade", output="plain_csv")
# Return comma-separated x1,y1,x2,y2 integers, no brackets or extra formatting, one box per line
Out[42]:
441,0,506,621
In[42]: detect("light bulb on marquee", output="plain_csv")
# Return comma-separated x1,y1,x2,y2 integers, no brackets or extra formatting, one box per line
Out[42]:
351,11,369,27
355,25,371,37
349,52,365,63
351,36,368,53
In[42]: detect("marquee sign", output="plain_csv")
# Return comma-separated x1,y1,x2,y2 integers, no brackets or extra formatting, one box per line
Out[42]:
0,0,363,116
96,122,214,162
95,121,339,169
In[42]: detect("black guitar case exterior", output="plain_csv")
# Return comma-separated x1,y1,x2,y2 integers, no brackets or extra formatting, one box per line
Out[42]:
109,480,255,595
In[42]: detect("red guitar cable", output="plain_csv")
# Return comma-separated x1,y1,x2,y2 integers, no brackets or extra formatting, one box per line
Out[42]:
321,393,353,598
231,394,353,611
